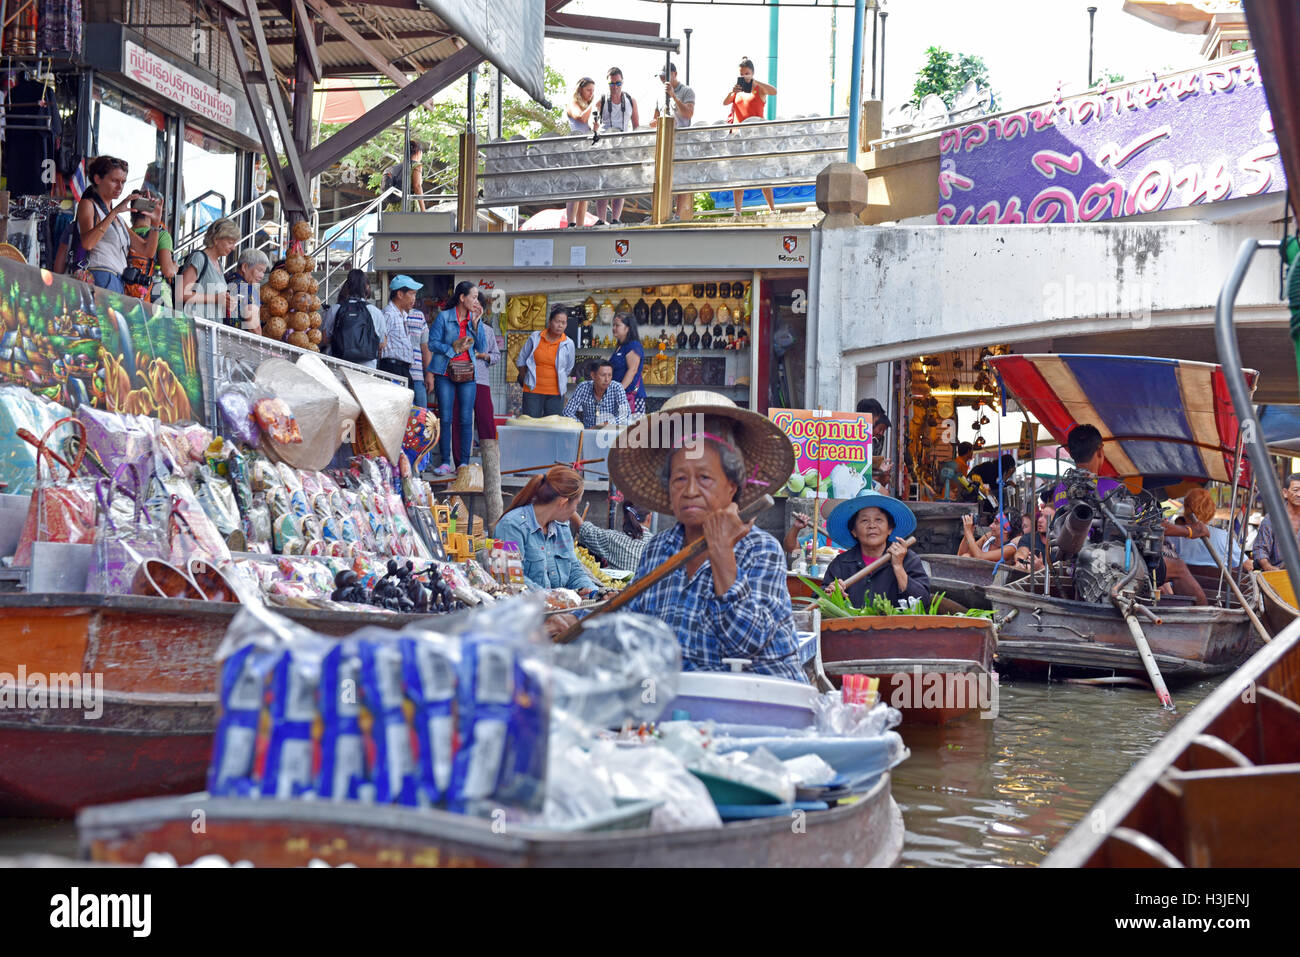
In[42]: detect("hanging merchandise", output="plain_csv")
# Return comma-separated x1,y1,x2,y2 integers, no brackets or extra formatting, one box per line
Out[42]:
13,417,97,566
692,283,705,298
705,282,718,299
651,298,667,325
599,298,615,323
617,298,633,315
667,299,683,326
688,326,700,350
683,302,698,325
699,302,714,325
633,297,649,324
701,328,712,349
719,281,732,299
583,296,598,322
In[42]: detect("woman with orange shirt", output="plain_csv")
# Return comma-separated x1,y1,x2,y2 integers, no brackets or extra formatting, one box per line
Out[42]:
515,305,576,418
725,57,778,215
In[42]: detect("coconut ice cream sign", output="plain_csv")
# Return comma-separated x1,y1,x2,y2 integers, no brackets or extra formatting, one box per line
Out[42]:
937,58,1285,225
769,409,873,499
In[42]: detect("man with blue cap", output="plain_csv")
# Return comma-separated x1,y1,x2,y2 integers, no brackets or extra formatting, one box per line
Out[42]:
822,492,931,608
379,274,423,387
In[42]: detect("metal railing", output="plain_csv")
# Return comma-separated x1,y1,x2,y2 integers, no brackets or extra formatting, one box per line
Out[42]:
1213,238,1300,580
195,317,405,427
175,189,282,262
308,187,400,304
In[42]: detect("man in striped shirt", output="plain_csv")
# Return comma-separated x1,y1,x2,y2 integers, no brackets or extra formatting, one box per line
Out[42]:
563,360,629,428
378,274,421,387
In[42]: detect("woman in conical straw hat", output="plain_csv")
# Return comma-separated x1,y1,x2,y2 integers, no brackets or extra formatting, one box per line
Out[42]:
605,390,805,681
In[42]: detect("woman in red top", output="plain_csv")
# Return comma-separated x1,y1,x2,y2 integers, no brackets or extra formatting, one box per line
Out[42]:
724,58,778,215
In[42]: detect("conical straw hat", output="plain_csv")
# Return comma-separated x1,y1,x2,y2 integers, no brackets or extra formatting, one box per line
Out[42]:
607,391,795,515
295,352,361,444
342,368,414,464
254,358,341,471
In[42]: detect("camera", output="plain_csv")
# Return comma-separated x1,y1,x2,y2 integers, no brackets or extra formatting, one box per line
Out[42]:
120,265,149,286
737,76,753,93
658,71,668,83
130,196,157,213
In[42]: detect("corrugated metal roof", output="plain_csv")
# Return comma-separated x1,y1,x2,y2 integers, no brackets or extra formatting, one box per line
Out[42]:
253,1,465,77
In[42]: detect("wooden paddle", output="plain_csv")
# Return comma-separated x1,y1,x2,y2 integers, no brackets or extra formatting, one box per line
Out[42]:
833,536,919,593
553,494,777,644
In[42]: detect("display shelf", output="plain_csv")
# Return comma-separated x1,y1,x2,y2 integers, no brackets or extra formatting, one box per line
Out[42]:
576,347,750,358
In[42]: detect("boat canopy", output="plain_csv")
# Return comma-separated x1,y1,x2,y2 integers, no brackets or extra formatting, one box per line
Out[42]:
987,354,1257,490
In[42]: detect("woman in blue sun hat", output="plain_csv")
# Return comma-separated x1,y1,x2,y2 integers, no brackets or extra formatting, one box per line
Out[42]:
822,492,930,607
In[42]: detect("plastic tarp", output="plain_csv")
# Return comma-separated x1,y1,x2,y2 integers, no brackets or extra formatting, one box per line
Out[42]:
418,0,550,108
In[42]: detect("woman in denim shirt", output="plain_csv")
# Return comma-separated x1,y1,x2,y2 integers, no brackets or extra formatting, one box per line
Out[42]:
426,281,484,474
492,466,602,595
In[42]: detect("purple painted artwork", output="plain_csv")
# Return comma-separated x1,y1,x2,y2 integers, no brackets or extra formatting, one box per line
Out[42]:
937,59,1285,225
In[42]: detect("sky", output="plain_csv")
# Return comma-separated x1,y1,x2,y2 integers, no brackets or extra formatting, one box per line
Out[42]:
534,0,1209,125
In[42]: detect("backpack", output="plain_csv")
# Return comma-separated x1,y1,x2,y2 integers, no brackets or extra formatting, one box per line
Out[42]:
381,163,403,194
329,299,380,363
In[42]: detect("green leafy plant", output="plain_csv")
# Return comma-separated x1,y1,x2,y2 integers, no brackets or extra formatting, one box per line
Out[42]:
799,577,994,619
911,46,998,111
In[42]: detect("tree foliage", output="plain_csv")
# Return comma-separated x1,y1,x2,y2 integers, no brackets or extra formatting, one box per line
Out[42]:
910,46,996,110
1089,69,1126,90
317,65,567,195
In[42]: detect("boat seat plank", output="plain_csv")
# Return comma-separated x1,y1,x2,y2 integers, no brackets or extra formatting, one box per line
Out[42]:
1164,764,1300,867
1256,688,1300,764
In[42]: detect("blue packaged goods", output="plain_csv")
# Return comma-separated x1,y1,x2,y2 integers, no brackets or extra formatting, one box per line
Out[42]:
261,643,324,799
449,637,548,813
358,638,421,806
209,644,275,797
319,641,367,800
400,634,458,804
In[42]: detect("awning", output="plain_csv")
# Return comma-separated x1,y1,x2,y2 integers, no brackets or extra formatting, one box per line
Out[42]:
1257,404,1300,454
987,354,1258,489
419,0,548,107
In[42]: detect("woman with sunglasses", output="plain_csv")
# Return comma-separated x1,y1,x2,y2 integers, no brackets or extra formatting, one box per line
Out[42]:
74,155,160,293
565,77,597,228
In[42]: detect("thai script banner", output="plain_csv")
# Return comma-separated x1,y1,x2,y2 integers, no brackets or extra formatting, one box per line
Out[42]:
937,58,1285,225
769,409,873,499
125,41,236,129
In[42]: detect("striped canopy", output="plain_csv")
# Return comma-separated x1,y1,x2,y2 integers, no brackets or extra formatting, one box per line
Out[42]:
986,354,1257,489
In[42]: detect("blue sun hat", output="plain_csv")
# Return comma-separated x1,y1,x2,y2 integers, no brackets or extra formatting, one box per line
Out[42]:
827,493,918,549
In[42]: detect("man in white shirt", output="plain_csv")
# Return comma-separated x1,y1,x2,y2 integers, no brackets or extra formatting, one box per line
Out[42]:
378,274,422,387
655,62,696,221
593,67,640,225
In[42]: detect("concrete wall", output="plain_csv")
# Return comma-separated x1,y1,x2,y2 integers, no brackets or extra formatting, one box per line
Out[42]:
859,137,939,225
812,219,1287,410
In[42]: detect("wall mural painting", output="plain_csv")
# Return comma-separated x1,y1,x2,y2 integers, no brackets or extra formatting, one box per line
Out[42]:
0,258,204,423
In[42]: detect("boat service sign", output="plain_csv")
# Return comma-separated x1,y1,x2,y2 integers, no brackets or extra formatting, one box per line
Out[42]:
124,42,237,129
769,409,873,498
938,58,1285,225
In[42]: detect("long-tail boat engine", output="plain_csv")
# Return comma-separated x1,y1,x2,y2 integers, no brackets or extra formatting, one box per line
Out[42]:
1051,469,1165,604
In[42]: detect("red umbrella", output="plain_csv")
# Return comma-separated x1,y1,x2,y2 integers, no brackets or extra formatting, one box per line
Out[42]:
519,207,600,230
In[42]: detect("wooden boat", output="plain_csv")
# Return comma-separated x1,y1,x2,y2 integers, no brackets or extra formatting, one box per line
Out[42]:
920,553,1023,611
0,592,433,818
987,584,1257,680
816,615,997,724
1043,614,1300,867
1258,569,1298,636
77,775,905,867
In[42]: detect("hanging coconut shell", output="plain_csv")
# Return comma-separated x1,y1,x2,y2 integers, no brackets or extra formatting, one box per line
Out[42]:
285,252,309,274
306,277,319,296
291,220,314,242
307,328,323,345
288,311,311,332
265,294,289,318
264,316,287,340
308,312,322,329
289,291,313,313
307,294,321,313
288,330,311,349
289,272,313,293
267,268,290,290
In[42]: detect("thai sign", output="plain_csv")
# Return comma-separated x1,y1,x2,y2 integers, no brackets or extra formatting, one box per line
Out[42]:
125,41,237,129
937,58,1284,225
768,409,873,499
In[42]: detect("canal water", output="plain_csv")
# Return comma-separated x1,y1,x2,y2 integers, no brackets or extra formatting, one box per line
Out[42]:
0,676,1218,866
891,675,1218,867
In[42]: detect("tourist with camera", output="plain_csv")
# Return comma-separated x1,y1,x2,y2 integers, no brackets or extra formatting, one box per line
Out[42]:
72,155,160,293
179,218,239,320
653,63,696,220
725,57,778,215
565,77,598,228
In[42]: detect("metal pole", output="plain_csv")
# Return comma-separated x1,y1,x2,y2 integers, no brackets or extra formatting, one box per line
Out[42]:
829,8,837,115
684,27,693,85
847,0,866,161
767,1,779,119
402,110,410,213
1215,239,1300,577
664,1,673,115
1221,429,1244,604
870,4,878,100
879,11,888,106
495,67,503,140
467,67,477,135
1087,6,1098,89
